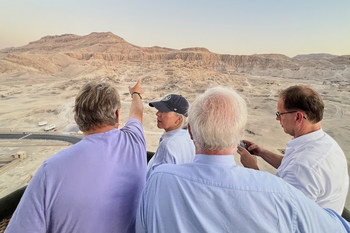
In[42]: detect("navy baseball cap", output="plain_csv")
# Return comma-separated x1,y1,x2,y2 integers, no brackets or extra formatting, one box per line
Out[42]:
149,94,189,117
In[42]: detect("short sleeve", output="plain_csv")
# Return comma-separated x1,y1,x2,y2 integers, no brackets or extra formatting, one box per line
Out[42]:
121,119,146,148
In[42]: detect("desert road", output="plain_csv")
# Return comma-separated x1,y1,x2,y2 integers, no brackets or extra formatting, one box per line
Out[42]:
0,133,82,144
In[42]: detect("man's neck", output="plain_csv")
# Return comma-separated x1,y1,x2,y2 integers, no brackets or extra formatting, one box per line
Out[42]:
83,125,115,136
294,122,321,138
196,146,235,155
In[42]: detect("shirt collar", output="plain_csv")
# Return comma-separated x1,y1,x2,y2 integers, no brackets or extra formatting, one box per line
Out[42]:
194,154,237,166
85,128,117,139
288,128,324,147
161,129,185,140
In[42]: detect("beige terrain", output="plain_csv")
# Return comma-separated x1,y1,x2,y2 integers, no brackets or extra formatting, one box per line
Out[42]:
0,32,349,208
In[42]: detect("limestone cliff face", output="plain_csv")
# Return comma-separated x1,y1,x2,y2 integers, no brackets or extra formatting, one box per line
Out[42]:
0,32,349,81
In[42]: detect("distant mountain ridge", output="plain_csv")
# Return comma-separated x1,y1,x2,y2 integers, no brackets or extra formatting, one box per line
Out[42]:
293,53,339,60
0,32,349,82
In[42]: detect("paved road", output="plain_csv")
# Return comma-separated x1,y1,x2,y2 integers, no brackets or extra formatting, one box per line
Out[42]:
0,133,82,144
0,133,155,158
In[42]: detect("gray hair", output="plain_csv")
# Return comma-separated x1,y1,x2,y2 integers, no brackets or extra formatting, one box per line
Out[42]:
176,113,187,129
188,86,247,150
74,81,121,132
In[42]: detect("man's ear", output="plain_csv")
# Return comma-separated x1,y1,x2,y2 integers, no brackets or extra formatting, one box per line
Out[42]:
187,124,194,141
175,114,183,126
296,112,304,123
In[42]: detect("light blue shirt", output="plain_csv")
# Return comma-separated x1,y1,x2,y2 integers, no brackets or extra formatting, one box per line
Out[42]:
6,119,147,233
146,129,195,179
137,154,350,233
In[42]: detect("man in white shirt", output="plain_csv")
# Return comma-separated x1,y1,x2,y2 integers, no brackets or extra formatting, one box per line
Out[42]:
146,94,195,179
238,85,349,214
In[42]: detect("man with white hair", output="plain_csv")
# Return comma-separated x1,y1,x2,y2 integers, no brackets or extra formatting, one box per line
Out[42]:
136,86,350,233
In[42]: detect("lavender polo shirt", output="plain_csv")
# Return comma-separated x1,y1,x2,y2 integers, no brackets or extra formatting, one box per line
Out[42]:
6,119,147,233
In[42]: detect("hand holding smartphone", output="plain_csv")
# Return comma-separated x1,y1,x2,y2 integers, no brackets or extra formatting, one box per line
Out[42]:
239,140,253,155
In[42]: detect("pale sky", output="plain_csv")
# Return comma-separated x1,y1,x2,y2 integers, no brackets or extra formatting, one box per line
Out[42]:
1,0,349,57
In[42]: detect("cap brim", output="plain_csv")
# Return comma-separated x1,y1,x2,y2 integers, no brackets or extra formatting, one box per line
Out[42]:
149,101,172,112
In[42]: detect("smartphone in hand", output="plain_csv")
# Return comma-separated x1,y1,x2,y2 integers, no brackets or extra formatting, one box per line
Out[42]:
239,141,253,154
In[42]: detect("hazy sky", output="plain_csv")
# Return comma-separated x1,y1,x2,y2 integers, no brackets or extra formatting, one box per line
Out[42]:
1,0,349,57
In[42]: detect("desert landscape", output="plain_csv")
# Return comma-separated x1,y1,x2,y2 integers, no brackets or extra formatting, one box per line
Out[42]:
0,32,349,207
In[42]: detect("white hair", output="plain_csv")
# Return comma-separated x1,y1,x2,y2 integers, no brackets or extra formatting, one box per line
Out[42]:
188,86,247,151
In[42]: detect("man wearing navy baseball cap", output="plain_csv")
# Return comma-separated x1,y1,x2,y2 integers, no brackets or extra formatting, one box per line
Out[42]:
147,94,195,179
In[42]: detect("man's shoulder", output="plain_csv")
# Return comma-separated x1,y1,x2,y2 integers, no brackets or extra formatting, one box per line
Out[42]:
41,141,88,170
289,132,344,163
125,118,142,127
121,119,144,136
149,162,289,191
152,163,188,174
148,163,197,181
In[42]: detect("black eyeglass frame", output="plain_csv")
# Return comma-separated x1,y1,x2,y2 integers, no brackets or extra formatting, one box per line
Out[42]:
275,111,297,117
276,110,307,119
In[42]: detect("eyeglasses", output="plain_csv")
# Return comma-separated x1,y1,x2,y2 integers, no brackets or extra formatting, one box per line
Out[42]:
275,111,297,117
